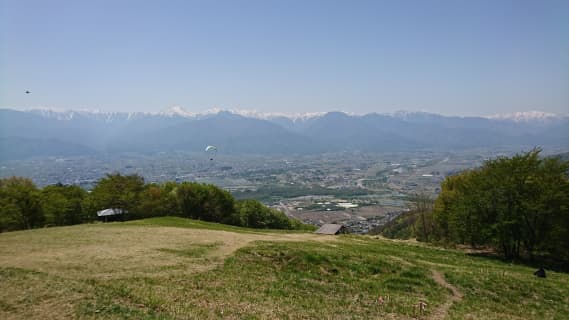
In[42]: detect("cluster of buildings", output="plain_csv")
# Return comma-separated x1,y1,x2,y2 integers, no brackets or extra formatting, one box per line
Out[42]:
341,211,403,234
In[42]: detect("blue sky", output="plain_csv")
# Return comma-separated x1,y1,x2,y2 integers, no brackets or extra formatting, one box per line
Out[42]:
1,0,568,116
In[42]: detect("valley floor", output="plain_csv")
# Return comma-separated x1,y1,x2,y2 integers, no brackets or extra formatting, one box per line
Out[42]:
1,217,568,319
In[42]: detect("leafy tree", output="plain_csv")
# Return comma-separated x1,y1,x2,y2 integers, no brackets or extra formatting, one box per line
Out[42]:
90,173,145,220
137,183,178,218
175,182,235,222
41,187,67,226
432,149,569,261
81,193,99,223
235,199,269,228
176,182,208,219
235,199,297,229
1,174,311,232
0,177,44,231
372,210,417,239
203,184,234,223
41,184,87,226
411,192,434,242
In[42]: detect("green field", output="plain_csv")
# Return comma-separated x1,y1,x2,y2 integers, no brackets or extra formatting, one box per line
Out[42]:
1,217,568,319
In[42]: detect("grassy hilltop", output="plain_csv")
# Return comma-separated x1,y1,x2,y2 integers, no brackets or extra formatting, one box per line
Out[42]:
1,217,568,319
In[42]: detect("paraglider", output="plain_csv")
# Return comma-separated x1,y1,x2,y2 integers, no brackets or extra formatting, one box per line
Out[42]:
205,145,217,161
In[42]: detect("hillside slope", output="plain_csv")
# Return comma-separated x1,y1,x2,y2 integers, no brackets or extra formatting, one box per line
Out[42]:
1,217,568,319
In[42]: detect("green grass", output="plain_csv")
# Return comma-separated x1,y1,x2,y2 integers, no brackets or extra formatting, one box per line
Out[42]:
177,240,446,319
157,242,223,258
121,216,312,234
1,218,568,319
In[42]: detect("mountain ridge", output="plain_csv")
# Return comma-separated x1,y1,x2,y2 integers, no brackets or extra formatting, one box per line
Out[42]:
1,108,567,160
9,106,569,122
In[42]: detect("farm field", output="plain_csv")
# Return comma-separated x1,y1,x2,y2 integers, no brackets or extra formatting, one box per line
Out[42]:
1,217,568,319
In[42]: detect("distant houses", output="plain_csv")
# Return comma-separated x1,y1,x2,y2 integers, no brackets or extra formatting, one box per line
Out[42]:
314,224,346,235
96,208,125,222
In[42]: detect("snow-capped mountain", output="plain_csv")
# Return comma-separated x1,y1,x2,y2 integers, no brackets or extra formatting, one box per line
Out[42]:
19,106,568,123
487,111,565,123
1,107,567,160
158,106,197,118
156,106,326,122
25,107,150,122
21,105,330,122
227,109,326,122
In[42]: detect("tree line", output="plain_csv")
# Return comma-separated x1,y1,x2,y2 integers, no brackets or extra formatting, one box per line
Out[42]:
0,173,312,232
376,149,569,265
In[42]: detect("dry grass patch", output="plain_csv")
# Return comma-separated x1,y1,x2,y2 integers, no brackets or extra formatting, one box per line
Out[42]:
0,220,335,319
0,224,331,280
0,267,91,320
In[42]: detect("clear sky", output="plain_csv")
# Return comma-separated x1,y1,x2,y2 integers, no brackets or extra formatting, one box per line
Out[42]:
1,0,568,116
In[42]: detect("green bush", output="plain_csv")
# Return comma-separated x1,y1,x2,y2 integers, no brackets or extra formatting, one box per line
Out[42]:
1,173,310,232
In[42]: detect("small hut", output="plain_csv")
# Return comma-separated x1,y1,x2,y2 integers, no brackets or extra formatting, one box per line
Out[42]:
314,224,346,235
96,208,125,222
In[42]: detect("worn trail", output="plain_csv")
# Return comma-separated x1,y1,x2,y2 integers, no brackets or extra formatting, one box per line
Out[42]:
428,270,464,320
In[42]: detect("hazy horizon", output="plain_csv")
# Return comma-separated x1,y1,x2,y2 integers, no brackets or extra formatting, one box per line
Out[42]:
1,0,568,116
1,105,568,119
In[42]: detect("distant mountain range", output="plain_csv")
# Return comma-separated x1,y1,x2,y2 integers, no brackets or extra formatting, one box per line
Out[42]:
1,107,568,160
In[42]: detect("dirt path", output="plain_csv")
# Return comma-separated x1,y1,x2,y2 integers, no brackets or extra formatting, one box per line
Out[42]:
429,270,463,320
